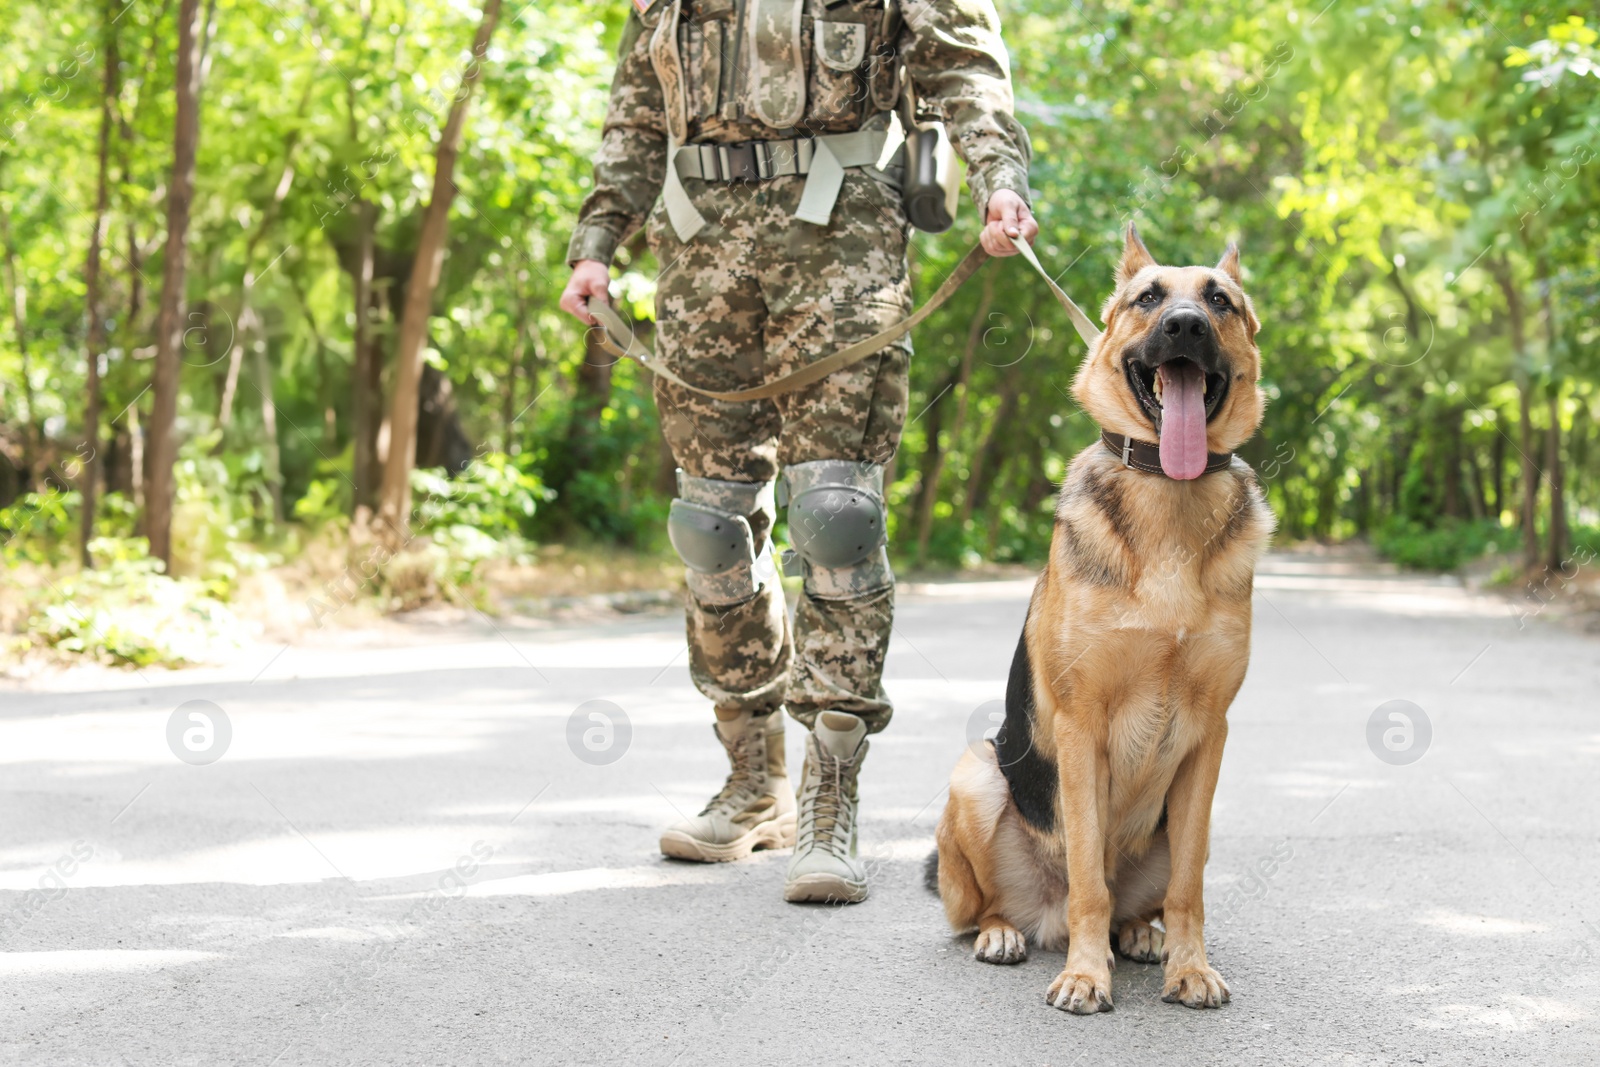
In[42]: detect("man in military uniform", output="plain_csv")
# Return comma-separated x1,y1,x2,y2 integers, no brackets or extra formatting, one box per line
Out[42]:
559,0,1036,904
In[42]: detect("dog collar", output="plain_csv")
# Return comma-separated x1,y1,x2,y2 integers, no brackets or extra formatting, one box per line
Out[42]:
1100,430,1233,477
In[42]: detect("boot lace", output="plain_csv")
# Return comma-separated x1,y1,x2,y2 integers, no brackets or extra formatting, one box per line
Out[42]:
797,752,853,853
700,732,764,816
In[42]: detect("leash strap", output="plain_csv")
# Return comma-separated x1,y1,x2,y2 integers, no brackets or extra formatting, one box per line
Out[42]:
584,234,1104,404
1008,234,1103,352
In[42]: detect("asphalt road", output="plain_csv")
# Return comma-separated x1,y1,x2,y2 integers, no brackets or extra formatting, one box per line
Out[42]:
2,552,1597,1066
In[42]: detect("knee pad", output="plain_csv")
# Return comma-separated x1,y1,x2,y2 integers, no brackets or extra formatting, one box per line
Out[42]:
781,460,893,600
668,473,778,606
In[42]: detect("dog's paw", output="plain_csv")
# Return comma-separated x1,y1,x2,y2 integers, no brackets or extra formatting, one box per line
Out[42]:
1161,964,1230,1009
974,924,1027,965
1116,919,1164,964
1046,967,1113,1014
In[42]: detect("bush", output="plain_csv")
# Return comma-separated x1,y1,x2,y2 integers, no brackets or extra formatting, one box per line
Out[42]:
1373,517,1506,571
1,489,145,566
293,475,350,529
0,490,77,566
24,537,245,667
384,452,554,601
411,451,550,540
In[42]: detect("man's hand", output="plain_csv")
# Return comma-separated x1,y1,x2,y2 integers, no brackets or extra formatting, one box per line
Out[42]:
560,260,612,324
979,189,1038,257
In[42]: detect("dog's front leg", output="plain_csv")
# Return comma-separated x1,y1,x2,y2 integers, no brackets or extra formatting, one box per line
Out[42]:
1160,726,1230,1008
1044,717,1114,1014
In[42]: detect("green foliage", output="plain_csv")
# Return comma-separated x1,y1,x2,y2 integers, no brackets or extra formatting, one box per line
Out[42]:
0,490,77,566
2,0,1598,666
25,538,243,667
168,433,276,597
293,476,349,529
1,489,143,566
1373,518,1508,572
394,452,553,594
412,452,549,541
1568,523,1600,558
533,373,672,547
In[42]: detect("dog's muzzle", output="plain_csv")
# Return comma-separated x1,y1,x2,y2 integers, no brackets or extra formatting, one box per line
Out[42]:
1124,304,1232,430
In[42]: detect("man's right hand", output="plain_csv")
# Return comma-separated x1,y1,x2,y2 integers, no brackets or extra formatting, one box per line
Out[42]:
560,260,612,325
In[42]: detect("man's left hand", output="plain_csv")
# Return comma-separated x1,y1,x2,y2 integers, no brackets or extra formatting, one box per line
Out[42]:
980,189,1038,257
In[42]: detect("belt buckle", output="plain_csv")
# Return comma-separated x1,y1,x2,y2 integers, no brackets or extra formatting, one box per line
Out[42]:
696,143,721,181
721,141,760,182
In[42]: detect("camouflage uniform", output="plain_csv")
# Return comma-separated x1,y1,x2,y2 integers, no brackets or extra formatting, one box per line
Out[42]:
568,0,1031,734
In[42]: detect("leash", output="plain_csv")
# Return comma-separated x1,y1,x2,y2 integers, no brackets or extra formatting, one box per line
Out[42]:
584,234,1102,404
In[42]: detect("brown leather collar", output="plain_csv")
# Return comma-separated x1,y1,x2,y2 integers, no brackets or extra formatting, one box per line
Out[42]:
1100,429,1233,477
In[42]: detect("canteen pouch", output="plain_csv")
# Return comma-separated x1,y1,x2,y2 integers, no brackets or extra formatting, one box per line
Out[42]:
902,120,960,234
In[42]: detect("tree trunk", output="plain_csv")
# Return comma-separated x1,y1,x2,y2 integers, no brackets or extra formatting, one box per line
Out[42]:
219,80,310,430
1443,410,1462,519
80,0,119,566
908,365,958,559
375,0,502,542
0,178,37,492
216,78,310,522
1537,262,1565,571
339,15,382,516
350,200,382,514
1491,257,1539,569
1464,440,1487,521
144,0,204,569
914,275,994,563
1570,405,1589,536
1489,425,1504,520
1544,391,1565,568
1314,472,1338,540
252,335,284,521
563,323,615,482
128,402,144,512
285,267,337,447
958,372,1021,528
416,364,474,473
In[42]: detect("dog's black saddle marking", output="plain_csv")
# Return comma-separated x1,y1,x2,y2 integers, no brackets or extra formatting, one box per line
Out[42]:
996,621,1058,833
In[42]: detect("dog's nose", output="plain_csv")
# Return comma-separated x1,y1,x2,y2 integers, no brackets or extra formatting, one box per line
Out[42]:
1161,307,1209,339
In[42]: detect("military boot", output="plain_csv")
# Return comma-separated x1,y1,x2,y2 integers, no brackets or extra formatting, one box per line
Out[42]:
660,709,796,862
783,711,870,904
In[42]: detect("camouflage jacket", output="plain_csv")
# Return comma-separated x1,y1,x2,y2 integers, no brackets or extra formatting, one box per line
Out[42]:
567,0,1033,266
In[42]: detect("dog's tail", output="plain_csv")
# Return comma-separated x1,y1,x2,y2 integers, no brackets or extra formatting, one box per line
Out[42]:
922,848,940,894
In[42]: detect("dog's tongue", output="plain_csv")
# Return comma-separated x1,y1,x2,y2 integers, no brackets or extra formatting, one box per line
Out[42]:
1158,362,1209,480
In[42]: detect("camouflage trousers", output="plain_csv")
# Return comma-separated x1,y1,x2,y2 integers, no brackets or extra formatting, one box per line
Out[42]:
646,169,912,735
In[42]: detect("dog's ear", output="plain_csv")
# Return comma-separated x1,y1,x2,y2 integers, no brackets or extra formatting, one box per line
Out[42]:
1116,223,1157,286
1241,291,1262,339
1217,242,1243,284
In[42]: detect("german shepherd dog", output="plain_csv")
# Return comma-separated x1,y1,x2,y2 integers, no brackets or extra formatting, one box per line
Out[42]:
928,225,1274,1013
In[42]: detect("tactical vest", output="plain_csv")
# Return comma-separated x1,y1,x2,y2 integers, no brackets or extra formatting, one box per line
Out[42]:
642,0,903,142
640,0,915,238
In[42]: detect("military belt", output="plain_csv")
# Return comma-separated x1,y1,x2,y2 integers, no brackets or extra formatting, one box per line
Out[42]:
585,234,1104,405
663,126,904,238
674,133,904,186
